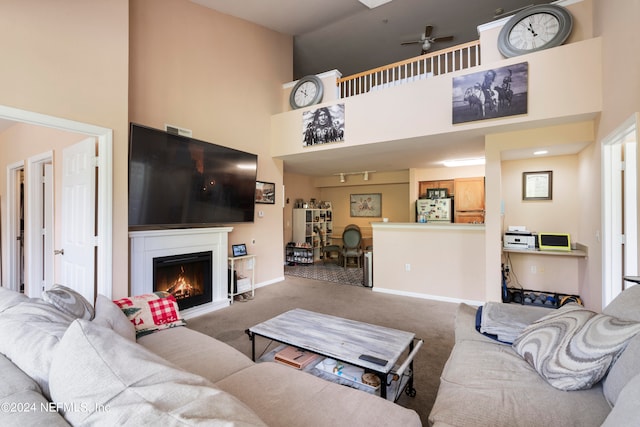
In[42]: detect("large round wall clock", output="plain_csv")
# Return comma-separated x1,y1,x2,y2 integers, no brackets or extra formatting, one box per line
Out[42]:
497,4,573,58
289,75,324,110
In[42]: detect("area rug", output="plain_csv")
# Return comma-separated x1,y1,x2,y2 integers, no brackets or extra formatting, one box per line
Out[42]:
284,263,365,287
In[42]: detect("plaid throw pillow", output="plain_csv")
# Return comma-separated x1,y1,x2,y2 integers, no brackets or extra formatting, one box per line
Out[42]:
114,292,186,338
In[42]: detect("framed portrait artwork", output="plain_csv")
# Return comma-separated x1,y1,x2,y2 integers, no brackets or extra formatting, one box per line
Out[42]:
255,181,275,204
452,62,528,124
350,193,381,217
522,171,553,200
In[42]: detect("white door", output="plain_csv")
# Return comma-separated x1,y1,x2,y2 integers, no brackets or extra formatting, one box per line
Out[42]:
60,138,97,303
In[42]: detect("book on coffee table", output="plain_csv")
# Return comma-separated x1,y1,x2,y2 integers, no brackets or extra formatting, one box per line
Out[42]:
274,346,319,369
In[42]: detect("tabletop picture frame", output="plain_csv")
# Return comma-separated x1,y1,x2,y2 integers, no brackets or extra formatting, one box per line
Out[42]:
523,171,552,200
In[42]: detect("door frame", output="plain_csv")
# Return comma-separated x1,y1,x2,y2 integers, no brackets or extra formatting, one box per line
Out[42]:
0,104,113,299
602,112,639,308
5,161,24,292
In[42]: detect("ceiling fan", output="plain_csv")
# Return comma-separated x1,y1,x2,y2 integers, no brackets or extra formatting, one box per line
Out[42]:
401,25,454,54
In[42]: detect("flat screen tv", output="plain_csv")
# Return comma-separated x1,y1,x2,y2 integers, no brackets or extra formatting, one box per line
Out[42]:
128,123,257,229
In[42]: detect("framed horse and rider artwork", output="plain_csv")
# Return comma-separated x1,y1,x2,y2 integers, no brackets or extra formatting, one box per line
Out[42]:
452,62,528,124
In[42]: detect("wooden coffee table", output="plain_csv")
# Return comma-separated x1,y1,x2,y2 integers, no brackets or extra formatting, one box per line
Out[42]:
246,308,422,401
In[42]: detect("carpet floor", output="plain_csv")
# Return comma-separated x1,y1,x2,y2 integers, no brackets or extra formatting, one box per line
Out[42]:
187,275,458,426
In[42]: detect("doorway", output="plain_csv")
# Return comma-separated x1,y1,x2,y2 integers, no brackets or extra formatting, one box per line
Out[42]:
602,113,639,307
0,105,113,301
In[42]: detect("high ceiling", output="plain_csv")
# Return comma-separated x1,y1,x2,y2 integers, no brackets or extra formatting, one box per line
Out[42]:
191,0,553,79
190,0,578,176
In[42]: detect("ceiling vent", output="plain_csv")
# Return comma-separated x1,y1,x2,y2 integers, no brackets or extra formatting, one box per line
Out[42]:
165,124,192,138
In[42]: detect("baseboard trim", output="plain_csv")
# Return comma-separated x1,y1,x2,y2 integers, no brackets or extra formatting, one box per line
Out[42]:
372,287,484,306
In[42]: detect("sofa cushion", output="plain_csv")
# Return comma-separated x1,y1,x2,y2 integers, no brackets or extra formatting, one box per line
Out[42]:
601,373,640,427
92,294,136,341
429,339,611,427
0,354,70,426
0,298,75,398
603,333,640,405
0,286,28,312
49,319,267,426
137,326,254,383
512,304,640,391
114,291,186,338
602,284,640,322
42,284,94,320
215,362,422,427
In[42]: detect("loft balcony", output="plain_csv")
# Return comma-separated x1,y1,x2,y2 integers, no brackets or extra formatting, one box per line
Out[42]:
271,0,601,175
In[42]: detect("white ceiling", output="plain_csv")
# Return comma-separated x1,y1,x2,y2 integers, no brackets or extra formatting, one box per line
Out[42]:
190,0,593,177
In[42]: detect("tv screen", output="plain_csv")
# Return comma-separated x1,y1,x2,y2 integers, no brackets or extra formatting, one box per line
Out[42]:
128,123,257,229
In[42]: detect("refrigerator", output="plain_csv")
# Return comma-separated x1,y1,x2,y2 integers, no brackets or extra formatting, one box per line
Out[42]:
416,198,453,223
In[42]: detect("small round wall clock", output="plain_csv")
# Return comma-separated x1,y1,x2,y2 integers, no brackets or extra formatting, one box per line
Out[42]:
289,75,324,110
497,4,573,58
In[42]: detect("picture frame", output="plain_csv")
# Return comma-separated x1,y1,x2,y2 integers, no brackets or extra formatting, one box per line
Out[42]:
452,62,528,124
426,188,448,199
350,193,382,217
523,171,553,200
232,243,247,257
255,181,275,204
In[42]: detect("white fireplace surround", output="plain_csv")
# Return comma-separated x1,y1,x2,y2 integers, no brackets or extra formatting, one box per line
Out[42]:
129,227,233,319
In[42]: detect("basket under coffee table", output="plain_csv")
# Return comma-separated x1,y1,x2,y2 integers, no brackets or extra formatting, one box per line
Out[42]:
246,308,423,401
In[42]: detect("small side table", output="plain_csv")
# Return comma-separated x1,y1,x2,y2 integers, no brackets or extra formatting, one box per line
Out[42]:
228,254,256,304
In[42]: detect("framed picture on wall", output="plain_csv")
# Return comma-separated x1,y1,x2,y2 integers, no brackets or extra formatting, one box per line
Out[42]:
523,171,552,200
256,181,275,204
350,193,381,217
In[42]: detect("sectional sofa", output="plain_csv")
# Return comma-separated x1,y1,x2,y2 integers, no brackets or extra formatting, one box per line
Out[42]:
0,286,421,426
429,285,640,426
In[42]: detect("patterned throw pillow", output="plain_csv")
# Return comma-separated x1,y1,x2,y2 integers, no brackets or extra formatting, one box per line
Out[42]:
43,284,95,320
512,304,640,391
114,292,186,338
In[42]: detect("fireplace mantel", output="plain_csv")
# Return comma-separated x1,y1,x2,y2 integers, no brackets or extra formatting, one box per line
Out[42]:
129,227,233,318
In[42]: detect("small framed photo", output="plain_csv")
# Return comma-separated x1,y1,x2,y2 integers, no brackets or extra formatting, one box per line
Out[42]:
427,188,448,199
523,171,553,200
232,244,247,257
256,181,275,204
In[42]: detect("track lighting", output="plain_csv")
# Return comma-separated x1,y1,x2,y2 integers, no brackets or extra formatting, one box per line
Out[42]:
334,171,375,182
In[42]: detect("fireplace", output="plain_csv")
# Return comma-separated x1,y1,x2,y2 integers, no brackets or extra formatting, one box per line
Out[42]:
153,251,213,311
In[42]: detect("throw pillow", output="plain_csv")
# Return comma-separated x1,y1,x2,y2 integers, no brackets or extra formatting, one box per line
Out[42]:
114,291,186,338
512,304,640,391
43,284,95,320
0,298,75,398
92,294,136,341
49,319,267,426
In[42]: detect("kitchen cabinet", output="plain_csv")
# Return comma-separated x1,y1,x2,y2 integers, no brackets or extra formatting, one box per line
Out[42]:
418,180,454,199
454,177,485,224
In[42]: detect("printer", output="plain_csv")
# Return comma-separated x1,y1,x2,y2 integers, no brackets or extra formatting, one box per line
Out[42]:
504,226,537,250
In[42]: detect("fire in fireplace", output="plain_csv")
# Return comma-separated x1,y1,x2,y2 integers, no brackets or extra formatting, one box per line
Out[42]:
153,251,213,310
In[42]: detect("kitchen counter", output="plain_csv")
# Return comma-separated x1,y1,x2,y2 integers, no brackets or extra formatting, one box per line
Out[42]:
371,222,486,304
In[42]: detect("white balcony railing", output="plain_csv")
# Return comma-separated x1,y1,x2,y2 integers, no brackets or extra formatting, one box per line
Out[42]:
337,40,481,99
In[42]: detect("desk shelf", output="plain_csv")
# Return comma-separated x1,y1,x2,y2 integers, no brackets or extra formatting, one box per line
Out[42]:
503,242,587,258
228,254,255,304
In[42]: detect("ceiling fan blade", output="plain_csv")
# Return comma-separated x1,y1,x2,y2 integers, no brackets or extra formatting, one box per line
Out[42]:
433,35,454,43
401,41,420,45
424,25,433,37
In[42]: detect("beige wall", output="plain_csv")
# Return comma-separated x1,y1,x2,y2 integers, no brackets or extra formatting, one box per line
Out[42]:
0,124,87,293
129,0,293,285
0,0,129,297
283,173,322,244
502,154,585,296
